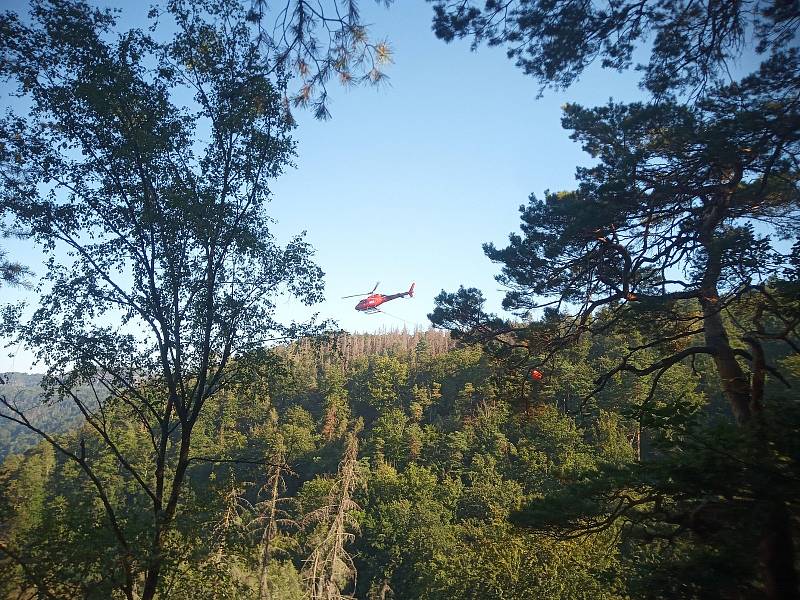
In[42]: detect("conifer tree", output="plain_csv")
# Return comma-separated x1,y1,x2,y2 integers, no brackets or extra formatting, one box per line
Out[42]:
431,45,800,600
302,422,363,599
429,0,799,96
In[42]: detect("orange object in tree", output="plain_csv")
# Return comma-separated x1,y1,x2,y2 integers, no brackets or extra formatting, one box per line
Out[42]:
530,369,543,381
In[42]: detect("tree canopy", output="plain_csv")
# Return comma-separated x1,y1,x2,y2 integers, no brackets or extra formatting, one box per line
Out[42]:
429,0,800,96
0,0,798,598
0,1,326,597
428,1,800,597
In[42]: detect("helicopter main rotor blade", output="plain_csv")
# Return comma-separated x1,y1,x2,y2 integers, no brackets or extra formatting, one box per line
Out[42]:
342,282,380,299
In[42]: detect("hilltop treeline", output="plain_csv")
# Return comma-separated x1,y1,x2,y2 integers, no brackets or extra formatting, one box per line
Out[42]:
0,375,86,461
0,330,452,463
2,319,797,599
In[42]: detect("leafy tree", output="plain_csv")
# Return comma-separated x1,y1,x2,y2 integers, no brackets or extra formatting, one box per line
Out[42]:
0,442,55,598
0,246,29,287
366,408,411,468
456,454,523,522
427,523,627,600
320,364,351,441
0,198,30,287
0,1,325,597
355,463,461,599
5,318,798,597
352,355,409,416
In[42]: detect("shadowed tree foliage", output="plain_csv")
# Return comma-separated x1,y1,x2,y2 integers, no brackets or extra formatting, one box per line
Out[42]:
0,247,29,288
2,327,798,597
243,0,393,119
432,53,800,422
429,0,800,96
0,209,30,288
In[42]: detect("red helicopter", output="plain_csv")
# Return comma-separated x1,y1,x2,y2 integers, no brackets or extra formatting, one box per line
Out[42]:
343,282,415,313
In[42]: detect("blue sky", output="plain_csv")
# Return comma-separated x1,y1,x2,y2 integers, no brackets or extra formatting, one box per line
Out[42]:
3,0,757,371
265,1,649,332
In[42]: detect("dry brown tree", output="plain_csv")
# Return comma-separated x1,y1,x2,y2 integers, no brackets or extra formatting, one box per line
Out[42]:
301,422,363,600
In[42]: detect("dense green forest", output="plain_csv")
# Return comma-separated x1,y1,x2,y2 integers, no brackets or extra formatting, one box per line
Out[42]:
2,319,798,599
1,0,798,598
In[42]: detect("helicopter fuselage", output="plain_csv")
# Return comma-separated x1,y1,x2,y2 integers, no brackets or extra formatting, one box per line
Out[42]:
354,284,414,312
355,293,396,311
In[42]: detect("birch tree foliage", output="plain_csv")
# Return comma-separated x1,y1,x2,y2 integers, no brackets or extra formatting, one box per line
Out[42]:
0,1,325,598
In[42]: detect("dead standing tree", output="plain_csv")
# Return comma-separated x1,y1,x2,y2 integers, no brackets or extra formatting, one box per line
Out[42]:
253,452,297,600
302,422,363,600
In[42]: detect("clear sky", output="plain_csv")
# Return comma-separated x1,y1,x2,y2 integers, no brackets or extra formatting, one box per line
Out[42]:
264,0,651,332
0,0,718,371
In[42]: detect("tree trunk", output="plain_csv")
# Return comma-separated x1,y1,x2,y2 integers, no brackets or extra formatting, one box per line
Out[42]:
141,551,161,600
141,429,193,600
701,308,800,600
760,502,799,600
701,299,799,598
259,466,282,600
696,228,798,598
700,295,752,424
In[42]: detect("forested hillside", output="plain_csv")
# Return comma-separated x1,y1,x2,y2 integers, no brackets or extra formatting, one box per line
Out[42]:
1,0,798,597
0,330,453,462
2,321,797,598
0,374,86,461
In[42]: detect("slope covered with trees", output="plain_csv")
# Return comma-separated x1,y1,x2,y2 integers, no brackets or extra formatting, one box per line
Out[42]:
1,0,797,597
0,374,85,461
2,322,797,598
